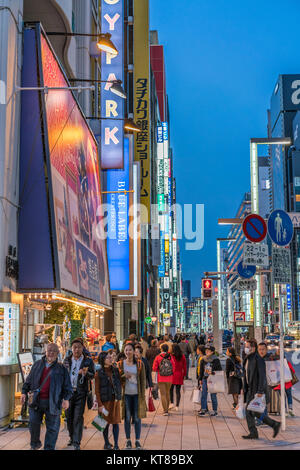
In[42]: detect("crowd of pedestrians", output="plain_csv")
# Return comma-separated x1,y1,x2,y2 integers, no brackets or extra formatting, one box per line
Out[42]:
21,331,297,450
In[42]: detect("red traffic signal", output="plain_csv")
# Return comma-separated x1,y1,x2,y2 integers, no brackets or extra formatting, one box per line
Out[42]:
202,278,213,299
202,279,212,289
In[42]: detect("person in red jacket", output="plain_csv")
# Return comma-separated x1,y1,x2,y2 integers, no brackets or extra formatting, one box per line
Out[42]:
152,343,174,416
274,355,297,417
169,343,186,411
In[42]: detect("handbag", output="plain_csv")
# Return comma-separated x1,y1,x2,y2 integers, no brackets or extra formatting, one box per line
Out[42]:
151,384,159,400
207,371,226,394
28,366,53,410
92,414,108,433
265,359,293,386
87,391,94,410
247,394,266,414
148,388,156,412
192,388,202,404
291,370,299,386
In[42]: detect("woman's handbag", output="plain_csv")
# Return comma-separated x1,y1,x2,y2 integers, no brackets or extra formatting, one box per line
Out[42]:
148,388,156,412
151,384,159,400
28,367,53,410
291,370,299,386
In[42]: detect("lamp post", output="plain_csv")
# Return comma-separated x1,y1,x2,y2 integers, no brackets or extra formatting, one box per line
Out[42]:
46,32,118,55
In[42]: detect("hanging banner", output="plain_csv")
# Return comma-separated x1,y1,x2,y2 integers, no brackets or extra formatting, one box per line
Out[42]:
101,0,124,169
134,0,150,222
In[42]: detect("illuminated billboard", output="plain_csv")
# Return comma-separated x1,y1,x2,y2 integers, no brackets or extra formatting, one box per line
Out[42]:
100,0,124,169
18,24,111,308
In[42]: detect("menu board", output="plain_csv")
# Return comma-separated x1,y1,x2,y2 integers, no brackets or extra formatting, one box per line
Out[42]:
0,303,19,365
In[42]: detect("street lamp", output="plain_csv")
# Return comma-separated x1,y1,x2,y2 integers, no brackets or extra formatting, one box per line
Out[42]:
47,32,118,56
68,78,127,99
86,116,141,133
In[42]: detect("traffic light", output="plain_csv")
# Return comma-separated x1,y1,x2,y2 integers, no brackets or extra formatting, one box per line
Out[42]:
202,278,213,299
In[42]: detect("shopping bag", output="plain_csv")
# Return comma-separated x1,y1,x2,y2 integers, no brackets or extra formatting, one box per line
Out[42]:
235,396,246,420
207,371,226,393
265,359,293,386
148,389,156,412
192,389,202,404
247,394,266,414
91,414,107,432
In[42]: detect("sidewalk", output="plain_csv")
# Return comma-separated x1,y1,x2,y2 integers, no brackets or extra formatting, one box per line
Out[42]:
1,368,300,450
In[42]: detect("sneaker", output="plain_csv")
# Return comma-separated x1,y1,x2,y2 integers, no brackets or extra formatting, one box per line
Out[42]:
104,443,113,450
73,444,81,450
273,422,281,438
210,411,218,417
175,406,179,411
30,442,42,450
198,410,208,416
163,412,169,416
289,409,295,417
67,439,73,446
135,440,142,449
125,440,132,450
169,404,175,410
113,445,120,450
242,434,259,440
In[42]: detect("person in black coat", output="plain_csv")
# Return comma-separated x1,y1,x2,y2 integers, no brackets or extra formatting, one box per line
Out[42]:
242,339,280,440
63,338,95,449
225,347,243,409
135,344,153,388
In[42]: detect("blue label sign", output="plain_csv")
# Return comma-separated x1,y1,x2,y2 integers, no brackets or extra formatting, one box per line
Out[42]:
101,0,124,169
237,262,256,279
267,209,294,246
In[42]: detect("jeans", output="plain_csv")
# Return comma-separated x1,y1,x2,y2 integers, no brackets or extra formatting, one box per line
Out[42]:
158,382,172,412
124,394,141,440
201,378,218,412
170,384,182,407
29,399,61,450
65,390,87,446
286,388,293,408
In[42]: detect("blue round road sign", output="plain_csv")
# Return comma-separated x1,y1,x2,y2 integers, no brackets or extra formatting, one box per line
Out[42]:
242,214,267,243
267,209,294,246
237,261,256,279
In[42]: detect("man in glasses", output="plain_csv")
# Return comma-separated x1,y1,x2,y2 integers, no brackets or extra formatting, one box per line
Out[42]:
63,338,95,450
22,343,72,450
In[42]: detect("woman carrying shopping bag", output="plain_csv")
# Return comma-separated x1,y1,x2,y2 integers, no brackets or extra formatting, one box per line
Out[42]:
169,343,187,411
95,351,122,450
225,347,243,410
117,342,147,450
198,345,222,417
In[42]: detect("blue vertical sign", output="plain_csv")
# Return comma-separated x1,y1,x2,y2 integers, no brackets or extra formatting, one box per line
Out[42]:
107,138,130,290
287,284,292,311
101,0,124,169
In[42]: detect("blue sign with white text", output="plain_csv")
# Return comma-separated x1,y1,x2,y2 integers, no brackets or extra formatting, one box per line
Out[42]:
106,138,130,291
267,209,294,246
237,262,256,279
101,0,124,169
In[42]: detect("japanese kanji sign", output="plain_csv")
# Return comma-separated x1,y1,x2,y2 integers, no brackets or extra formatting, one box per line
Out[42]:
236,279,257,291
272,246,291,284
243,242,269,267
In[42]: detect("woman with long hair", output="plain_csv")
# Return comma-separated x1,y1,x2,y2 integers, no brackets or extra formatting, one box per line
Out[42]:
117,342,147,450
225,347,243,410
95,351,122,450
169,343,187,411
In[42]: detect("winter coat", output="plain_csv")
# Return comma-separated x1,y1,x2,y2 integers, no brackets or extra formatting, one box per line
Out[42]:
225,357,242,395
22,357,72,415
141,357,153,388
63,354,95,394
95,365,122,402
146,346,160,370
117,359,147,420
152,352,174,383
243,352,268,403
199,355,222,382
171,354,187,385
178,342,192,356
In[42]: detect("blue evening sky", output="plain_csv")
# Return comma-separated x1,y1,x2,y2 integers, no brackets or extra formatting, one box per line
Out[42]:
150,0,300,297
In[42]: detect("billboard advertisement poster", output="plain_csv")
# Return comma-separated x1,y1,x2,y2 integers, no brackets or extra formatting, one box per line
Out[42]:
40,33,111,307
106,137,133,293
158,230,165,277
101,0,124,169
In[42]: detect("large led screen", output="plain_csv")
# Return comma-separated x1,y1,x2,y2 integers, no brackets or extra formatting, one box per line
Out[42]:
40,34,111,307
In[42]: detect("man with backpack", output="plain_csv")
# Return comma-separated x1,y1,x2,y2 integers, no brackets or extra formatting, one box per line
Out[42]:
152,343,174,415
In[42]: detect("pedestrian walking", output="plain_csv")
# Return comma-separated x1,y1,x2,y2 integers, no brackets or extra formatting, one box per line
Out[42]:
242,339,280,440
135,344,153,388
102,334,116,352
196,345,206,382
256,342,277,426
111,332,120,354
146,339,160,371
21,343,72,450
152,343,174,415
273,346,297,417
169,343,186,411
162,334,173,353
178,336,192,380
188,334,198,367
63,338,95,450
140,336,149,357
117,342,147,450
95,351,122,450
225,347,243,410
198,345,222,417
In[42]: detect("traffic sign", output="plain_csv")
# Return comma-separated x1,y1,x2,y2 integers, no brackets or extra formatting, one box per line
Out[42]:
236,279,257,291
243,242,269,267
234,312,245,321
268,209,294,246
242,214,267,243
145,317,152,324
202,278,213,299
237,261,256,279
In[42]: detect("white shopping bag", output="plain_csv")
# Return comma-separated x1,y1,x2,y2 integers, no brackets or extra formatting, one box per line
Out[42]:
207,371,226,393
235,396,246,420
91,414,107,432
265,359,293,386
247,394,266,414
192,389,202,404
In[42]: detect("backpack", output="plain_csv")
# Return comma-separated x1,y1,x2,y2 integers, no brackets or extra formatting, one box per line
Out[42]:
159,354,173,376
230,358,243,379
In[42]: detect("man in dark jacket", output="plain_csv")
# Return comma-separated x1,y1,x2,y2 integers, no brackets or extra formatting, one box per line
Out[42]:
22,343,72,450
242,339,280,439
63,337,95,450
